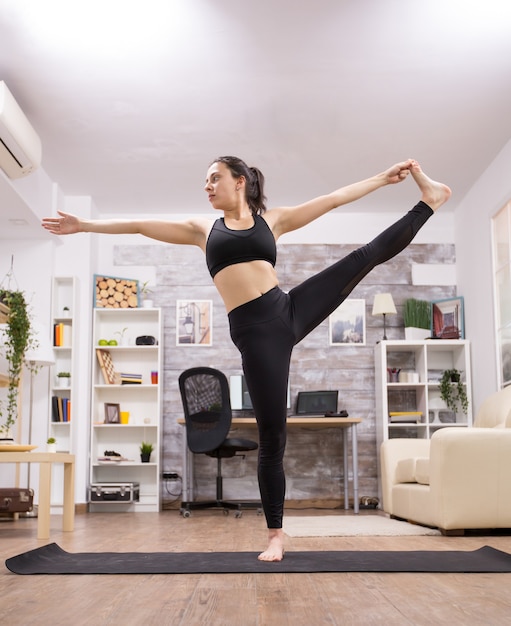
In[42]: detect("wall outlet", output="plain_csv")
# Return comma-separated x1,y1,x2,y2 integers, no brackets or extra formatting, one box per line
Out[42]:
162,472,179,480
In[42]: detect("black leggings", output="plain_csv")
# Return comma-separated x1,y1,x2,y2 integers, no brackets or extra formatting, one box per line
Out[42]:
228,201,433,528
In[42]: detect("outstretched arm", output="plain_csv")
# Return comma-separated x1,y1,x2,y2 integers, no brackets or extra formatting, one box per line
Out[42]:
267,160,413,238
41,211,212,248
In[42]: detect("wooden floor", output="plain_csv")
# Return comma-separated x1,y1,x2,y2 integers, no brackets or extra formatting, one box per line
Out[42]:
2,509,511,626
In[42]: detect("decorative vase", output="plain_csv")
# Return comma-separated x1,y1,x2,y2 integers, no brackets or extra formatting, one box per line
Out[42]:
47,443,57,453
404,326,430,341
57,377,70,388
142,299,153,309
429,397,448,424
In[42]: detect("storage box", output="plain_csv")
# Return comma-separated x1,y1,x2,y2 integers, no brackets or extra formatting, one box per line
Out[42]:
0,488,34,514
89,482,140,503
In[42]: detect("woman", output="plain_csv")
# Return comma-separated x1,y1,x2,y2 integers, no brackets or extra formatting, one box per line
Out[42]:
42,158,450,561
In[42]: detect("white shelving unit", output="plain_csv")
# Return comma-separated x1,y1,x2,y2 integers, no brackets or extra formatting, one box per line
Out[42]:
49,276,77,453
375,340,473,443
374,339,473,502
89,307,163,512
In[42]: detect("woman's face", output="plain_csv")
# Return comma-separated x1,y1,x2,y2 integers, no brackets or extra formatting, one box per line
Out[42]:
205,162,241,210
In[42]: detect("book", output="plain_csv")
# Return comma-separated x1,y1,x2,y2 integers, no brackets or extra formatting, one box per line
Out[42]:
389,411,423,424
120,372,142,385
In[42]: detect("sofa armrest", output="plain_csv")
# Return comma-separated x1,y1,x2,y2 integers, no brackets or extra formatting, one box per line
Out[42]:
380,438,430,514
430,428,511,529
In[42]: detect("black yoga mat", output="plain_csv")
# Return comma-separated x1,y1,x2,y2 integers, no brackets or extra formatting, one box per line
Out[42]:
6,543,511,575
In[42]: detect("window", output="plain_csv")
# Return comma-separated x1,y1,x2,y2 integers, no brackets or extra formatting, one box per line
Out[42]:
492,201,511,387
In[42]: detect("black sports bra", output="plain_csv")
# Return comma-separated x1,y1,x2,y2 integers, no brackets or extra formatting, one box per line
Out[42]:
206,215,277,279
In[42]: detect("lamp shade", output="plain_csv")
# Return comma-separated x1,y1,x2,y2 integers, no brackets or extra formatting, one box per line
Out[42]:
372,293,397,316
24,322,55,366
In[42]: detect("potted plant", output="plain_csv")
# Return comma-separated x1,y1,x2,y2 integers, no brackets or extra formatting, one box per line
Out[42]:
403,298,431,340
114,327,129,346
62,306,70,318
46,437,57,453
140,281,153,308
0,288,36,439
439,368,469,414
140,441,154,463
56,371,71,387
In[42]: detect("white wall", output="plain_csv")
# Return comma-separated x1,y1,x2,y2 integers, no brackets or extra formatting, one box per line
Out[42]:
456,138,511,411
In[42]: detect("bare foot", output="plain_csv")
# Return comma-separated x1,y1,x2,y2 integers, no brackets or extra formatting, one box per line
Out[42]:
258,529,285,562
409,160,451,211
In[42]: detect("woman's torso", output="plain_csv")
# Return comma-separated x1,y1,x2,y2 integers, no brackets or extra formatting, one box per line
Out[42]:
204,215,279,312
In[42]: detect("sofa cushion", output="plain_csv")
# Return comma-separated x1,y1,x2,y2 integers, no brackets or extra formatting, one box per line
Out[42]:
395,457,430,485
415,458,430,485
395,458,417,483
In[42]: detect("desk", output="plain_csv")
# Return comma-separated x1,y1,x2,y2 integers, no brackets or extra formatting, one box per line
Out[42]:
0,452,75,539
178,417,361,514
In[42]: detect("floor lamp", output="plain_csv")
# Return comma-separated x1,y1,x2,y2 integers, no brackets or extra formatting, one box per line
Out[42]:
22,322,55,518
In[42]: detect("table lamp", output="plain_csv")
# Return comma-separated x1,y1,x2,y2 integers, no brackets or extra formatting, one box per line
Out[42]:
372,293,397,341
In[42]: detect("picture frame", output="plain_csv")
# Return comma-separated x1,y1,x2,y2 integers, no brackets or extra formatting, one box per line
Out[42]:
329,299,366,346
431,297,465,339
104,403,120,424
176,300,213,346
94,274,139,308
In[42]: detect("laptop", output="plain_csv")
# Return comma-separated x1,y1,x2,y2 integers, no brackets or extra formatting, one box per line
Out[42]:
295,390,339,416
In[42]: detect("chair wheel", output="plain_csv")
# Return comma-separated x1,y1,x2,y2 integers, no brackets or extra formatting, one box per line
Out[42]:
182,509,191,518
223,508,230,516
235,510,242,518
257,508,263,516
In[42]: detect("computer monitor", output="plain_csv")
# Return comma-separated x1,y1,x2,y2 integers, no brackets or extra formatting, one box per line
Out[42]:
295,390,338,415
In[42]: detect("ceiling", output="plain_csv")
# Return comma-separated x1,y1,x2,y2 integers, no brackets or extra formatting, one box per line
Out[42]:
1,0,511,239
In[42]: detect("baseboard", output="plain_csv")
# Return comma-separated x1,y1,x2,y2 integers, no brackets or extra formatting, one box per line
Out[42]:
162,498,347,511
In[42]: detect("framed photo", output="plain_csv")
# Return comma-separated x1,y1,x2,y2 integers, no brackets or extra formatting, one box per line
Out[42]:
329,299,366,346
176,300,213,346
431,297,465,339
94,274,139,308
104,403,120,424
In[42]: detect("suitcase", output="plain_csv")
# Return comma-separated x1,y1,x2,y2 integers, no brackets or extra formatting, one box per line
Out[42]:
0,488,34,514
89,482,140,503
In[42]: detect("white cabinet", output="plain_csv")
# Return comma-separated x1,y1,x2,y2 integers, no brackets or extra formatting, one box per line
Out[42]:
89,307,163,512
49,277,77,453
375,340,473,444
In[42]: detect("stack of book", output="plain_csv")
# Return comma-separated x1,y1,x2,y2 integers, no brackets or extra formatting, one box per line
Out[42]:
120,372,142,385
389,411,422,424
52,396,71,422
53,322,71,347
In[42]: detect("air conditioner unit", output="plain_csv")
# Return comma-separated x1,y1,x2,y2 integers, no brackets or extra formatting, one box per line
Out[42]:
0,81,42,179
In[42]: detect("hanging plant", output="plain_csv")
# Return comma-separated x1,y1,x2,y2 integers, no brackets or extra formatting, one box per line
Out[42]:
439,368,469,414
0,289,36,436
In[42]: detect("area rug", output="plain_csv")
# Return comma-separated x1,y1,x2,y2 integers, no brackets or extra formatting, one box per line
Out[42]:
283,515,441,537
6,543,511,574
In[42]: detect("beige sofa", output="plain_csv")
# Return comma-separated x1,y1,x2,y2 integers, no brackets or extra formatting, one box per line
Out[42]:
380,385,511,534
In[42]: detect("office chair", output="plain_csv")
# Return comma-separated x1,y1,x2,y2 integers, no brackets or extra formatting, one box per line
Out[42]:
178,367,261,518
